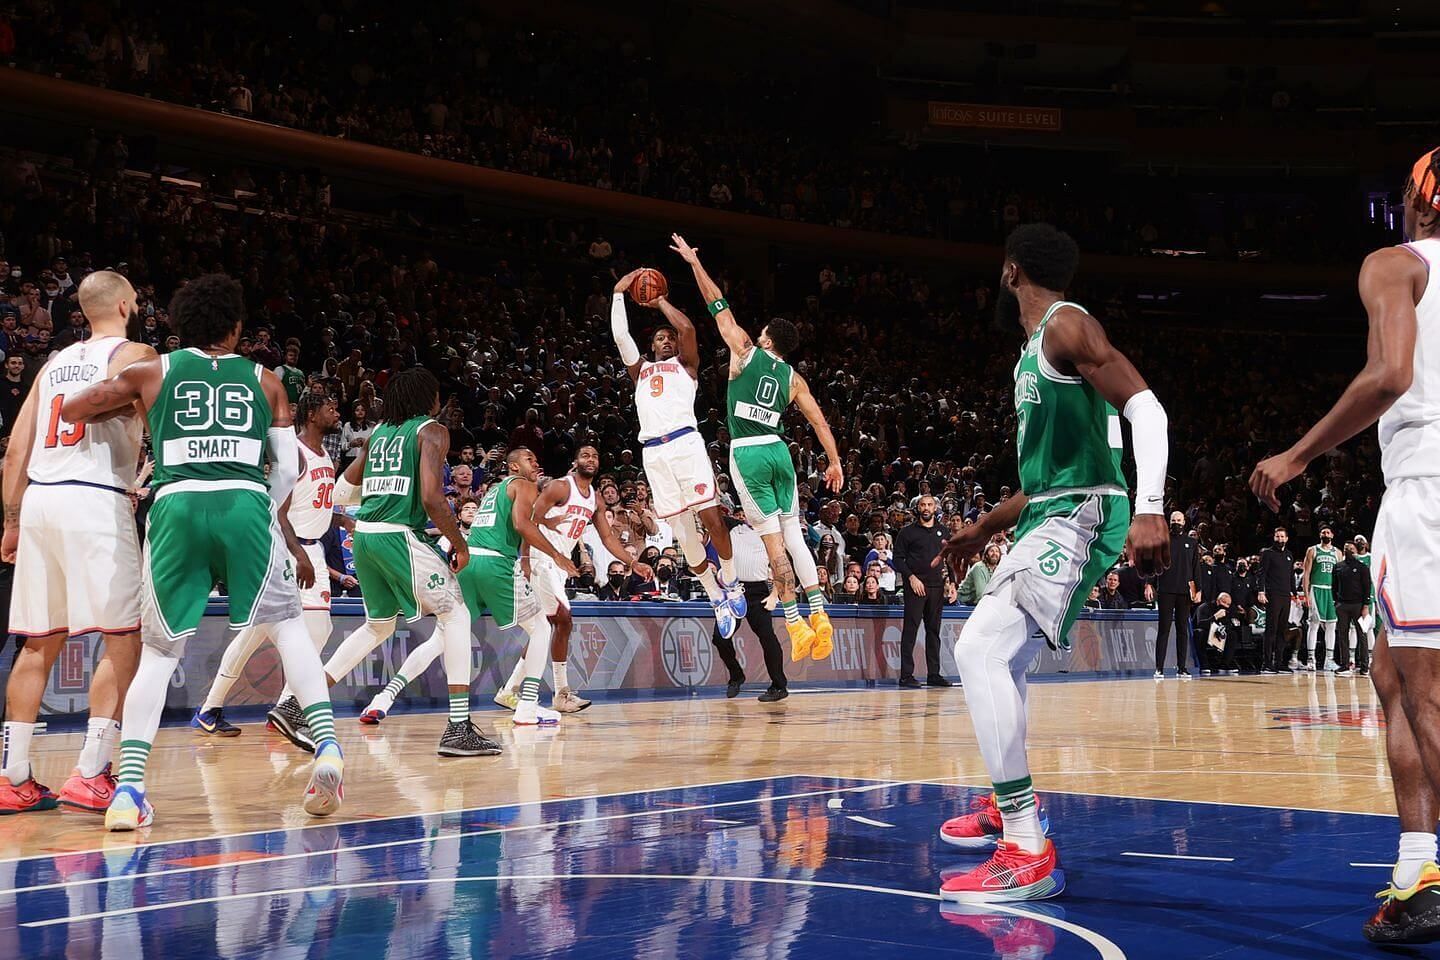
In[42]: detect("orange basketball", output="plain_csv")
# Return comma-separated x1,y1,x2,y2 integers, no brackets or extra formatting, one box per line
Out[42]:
630,268,668,306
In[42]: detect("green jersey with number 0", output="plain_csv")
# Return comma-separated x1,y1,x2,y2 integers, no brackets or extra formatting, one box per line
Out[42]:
1013,301,1126,497
150,348,271,490
357,415,432,531
727,347,791,441
469,476,522,558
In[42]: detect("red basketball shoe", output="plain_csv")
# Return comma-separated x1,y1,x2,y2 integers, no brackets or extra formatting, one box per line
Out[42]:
940,793,1050,850
939,840,1065,902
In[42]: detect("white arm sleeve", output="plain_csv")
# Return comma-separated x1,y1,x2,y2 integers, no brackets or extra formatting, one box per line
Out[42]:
611,293,640,366
266,427,301,507
1123,389,1168,516
333,473,361,506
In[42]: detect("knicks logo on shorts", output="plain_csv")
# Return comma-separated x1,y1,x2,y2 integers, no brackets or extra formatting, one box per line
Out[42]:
321,590,331,603
695,483,708,495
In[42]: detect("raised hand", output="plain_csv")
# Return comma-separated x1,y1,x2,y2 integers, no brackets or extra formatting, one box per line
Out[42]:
669,233,700,265
614,268,643,295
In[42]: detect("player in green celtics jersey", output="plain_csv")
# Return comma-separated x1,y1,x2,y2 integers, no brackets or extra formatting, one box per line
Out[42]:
931,224,1171,903
62,273,344,830
277,340,308,404
1302,526,1342,671
668,234,845,664
318,367,503,757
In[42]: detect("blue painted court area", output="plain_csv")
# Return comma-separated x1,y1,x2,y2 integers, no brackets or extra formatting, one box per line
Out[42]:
0,775,1398,959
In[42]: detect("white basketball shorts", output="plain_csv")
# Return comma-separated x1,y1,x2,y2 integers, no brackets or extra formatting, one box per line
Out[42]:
530,554,571,617
11,483,142,637
1373,477,1440,648
299,540,331,611
642,431,719,519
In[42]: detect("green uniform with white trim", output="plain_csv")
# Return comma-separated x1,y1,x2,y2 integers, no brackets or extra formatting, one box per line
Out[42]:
142,348,299,649
989,301,1131,649
1308,544,1339,624
726,347,797,533
459,476,538,630
350,415,462,622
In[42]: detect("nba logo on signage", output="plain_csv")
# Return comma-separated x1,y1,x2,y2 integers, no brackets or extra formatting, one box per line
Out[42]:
58,638,88,692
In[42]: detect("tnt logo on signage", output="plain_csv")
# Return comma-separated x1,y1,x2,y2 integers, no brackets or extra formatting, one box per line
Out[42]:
881,625,902,673
575,623,608,683
661,618,712,687
57,638,88,692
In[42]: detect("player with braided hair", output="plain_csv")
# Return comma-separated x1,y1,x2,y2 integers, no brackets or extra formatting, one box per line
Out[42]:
191,389,343,742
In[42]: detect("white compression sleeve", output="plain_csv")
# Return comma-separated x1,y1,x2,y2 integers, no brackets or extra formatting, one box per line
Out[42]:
611,293,641,366
1122,389,1168,516
333,474,361,506
267,427,301,507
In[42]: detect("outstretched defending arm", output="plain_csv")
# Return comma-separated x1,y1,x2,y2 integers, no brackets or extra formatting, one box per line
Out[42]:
669,233,753,368
1043,305,1171,576
790,373,843,493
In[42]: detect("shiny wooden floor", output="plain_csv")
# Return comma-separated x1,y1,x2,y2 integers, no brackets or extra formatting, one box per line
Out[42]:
0,671,1391,860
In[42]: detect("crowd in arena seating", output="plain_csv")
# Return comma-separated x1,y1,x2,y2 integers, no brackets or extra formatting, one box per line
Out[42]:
1,2,1381,263
0,142,1386,637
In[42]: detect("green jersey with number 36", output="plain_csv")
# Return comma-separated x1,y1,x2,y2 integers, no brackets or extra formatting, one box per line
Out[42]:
150,348,271,490
727,347,791,441
356,415,433,532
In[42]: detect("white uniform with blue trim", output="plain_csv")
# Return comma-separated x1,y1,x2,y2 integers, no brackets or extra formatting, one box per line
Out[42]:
11,337,143,636
1374,237,1440,645
635,358,718,519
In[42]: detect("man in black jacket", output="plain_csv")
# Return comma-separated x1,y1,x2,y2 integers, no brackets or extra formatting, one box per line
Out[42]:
1256,527,1294,673
1154,511,1201,677
1332,540,1372,677
892,495,949,687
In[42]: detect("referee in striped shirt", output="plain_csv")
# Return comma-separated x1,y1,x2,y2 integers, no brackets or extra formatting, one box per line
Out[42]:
710,511,789,702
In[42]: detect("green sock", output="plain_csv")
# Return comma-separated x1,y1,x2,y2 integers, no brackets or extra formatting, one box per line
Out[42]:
448,692,469,723
781,599,802,624
993,775,1037,814
117,739,151,786
302,702,337,748
519,677,542,704
804,586,826,614
382,674,408,699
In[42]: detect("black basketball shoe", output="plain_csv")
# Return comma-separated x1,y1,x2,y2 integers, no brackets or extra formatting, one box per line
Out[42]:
437,720,503,757
266,696,315,752
1365,866,1440,944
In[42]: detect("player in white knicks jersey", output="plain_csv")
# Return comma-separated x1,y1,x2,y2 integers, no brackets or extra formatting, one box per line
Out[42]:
191,391,343,748
1251,146,1440,945
611,269,745,639
0,270,156,815
492,445,641,714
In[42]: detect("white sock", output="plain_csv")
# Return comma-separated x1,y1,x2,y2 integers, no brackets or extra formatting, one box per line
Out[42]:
77,717,112,778
503,659,525,694
1000,806,1047,855
2,721,35,783
553,661,569,693
1305,622,1317,661
1395,832,1439,889
697,566,723,603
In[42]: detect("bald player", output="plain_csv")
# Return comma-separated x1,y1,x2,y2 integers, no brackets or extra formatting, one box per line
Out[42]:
0,270,156,815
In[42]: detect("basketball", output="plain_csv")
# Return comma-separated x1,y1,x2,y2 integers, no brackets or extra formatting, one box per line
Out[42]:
630,268,668,306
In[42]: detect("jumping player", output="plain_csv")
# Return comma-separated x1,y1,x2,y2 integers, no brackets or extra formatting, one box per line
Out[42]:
1302,526,1340,671
309,367,500,757
667,235,844,661
611,268,745,637
0,270,154,815
190,390,342,741
493,446,644,714
1252,147,1440,945
63,273,344,829
933,224,1170,901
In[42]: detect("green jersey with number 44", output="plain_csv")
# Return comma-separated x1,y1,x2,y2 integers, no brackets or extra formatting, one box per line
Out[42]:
727,347,791,441
150,348,271,490
357,415,433,532
1013,302,1126,497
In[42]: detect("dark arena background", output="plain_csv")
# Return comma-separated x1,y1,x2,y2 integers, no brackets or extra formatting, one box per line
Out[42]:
0,1,1437,957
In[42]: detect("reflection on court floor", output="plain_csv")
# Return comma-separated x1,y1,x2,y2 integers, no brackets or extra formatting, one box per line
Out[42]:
0,773,1393,959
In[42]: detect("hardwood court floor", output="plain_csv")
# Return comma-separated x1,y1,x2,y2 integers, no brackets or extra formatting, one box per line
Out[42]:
0,671,1389,860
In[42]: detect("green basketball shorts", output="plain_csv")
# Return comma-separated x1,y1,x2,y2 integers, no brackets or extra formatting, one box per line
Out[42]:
142,484,300,654
351,521,462,623
458,549,537,630
729,436,797,536
1307,586,1337,624
988,489,1130,650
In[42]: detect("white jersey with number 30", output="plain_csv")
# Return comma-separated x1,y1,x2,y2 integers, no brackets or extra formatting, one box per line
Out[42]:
290,439,336,539
635,359,698,442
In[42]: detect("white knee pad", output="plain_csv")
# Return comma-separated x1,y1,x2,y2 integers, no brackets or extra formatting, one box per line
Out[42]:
672,515,707,569
781,515,820,590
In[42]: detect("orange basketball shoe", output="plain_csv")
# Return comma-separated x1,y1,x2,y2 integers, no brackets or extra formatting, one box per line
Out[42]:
0,776,59,815
58,765,118,814
809,610,834,659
